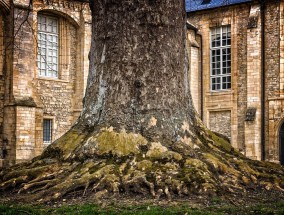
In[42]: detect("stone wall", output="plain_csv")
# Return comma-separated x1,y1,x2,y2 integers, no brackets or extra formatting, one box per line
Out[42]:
267,1,283,162
236,5,250,152
187,4,250,150
244,3,262,160
35,19,79,143
209,110,231,139
0,13,4,162
0,0,91,166
187,1,284,163
187,29,201,115
190,47,200,114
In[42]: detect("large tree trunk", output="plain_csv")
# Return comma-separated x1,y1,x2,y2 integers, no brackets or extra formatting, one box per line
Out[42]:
1,0,284,203
80,0,194,138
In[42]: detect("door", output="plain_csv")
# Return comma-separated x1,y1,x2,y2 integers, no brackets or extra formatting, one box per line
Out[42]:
279,123,284,165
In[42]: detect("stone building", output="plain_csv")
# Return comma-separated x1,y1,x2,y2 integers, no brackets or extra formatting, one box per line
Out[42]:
186,0,284,164
0,0,91,167
2,0,284,167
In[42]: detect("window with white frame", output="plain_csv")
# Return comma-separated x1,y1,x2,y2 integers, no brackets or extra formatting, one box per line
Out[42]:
43,119,53,144
37,14,58,78
210,25,231,91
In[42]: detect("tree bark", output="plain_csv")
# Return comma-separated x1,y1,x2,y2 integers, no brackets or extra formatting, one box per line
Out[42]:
80,0,194,139
1,0,284,203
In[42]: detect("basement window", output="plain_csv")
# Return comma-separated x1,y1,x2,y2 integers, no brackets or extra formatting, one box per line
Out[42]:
201,0,211,4
37,14,58,78
43,119,53,144
210,25,231,91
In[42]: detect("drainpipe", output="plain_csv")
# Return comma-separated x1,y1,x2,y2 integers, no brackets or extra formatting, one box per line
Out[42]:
260,0,265,161
199,33,204,121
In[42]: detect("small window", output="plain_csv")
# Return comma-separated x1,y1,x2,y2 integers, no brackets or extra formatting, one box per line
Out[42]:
37,14,59,78
202,0,211,4
43,119,53,144
210,25,231,91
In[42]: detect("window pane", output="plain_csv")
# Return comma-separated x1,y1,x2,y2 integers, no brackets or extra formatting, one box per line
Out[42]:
43,119,52,143
37,14,58,78
211,25,231,91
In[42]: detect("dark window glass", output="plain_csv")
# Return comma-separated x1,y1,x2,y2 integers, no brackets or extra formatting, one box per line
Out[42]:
43,119,52,143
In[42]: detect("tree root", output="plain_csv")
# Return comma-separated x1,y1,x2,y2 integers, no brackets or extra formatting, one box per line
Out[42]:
1,128,284,203
123,173,155,197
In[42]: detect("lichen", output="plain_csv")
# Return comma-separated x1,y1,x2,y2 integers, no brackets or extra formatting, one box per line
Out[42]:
145,142,182,161
84,130,148,157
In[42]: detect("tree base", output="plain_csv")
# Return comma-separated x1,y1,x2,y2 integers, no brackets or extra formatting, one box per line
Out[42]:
1,126,284,203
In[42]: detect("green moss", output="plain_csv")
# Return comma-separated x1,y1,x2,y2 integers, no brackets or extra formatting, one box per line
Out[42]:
184,158,207,169
93,130,148,157
182,158,215,185
207,130,232,152
234,159,259,176
136,160,153,171
203,153,240,176
146,142,183,162
3,165,50,181
44,130,86,160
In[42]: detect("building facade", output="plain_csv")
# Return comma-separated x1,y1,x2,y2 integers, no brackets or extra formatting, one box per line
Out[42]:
0,0,91,167
187,0,284,164
2,0,284,167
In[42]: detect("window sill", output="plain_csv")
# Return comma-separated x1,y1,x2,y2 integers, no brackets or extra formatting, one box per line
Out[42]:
207,90,232,96
37,77,69,83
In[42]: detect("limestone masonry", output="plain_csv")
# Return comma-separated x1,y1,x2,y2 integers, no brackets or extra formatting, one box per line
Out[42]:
187,0,284,164
0,0,91,166
1,0,284,166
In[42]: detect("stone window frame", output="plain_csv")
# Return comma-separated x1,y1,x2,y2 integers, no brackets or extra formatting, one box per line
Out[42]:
36,11,74,82
210,25,231,91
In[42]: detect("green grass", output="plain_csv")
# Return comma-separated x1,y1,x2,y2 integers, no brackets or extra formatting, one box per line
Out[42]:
1,201,284,215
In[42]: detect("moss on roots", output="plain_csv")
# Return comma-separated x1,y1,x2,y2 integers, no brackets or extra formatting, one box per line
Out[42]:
1,127,284,203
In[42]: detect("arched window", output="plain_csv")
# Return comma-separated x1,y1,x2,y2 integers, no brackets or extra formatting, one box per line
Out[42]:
37,14,59,78
37,11,75,80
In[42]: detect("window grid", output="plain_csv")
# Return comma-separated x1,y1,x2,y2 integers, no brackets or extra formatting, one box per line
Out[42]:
210,25,231,91
37,15,58,78
43,119,53,144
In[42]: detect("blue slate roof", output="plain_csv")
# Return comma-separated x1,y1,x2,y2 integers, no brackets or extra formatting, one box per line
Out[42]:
186,0,251,12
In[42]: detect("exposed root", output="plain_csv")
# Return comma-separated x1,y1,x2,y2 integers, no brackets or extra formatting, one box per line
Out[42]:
123,172,155,197
0,176,28,190
0,128,284,203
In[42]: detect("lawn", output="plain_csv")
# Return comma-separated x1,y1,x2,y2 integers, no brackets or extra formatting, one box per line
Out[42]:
1,201,284,215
